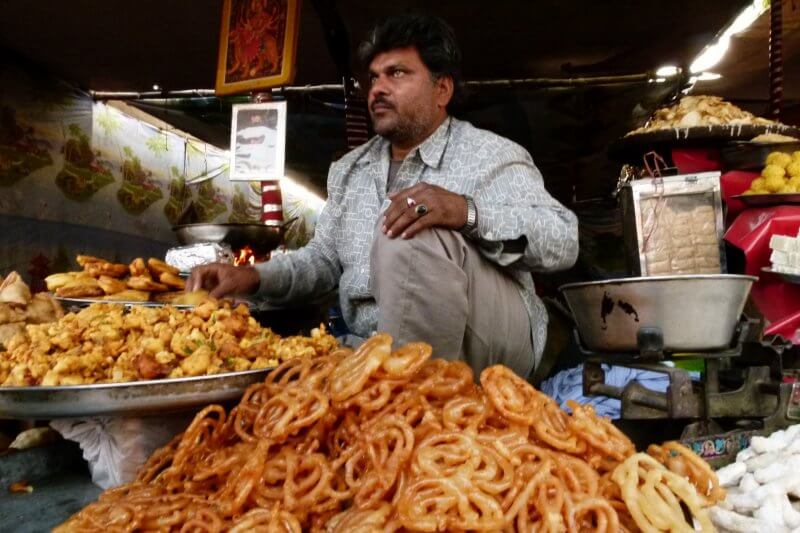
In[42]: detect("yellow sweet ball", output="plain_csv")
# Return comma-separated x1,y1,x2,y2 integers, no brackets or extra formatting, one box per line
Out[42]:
789,176,800,189
787,160,800,178
763,164,787,181
765,174,787,192
792,151,800,161
743,189,757,195
751,177,767,190
766,151,793,168
780,185,796,194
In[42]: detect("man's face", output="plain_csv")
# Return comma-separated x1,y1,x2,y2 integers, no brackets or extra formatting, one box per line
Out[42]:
367,47,451,146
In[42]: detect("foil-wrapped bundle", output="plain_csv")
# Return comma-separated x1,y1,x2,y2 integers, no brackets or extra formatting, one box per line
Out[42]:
165,244,234,273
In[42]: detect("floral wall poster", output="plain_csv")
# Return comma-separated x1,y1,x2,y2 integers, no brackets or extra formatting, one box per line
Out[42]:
0,63,325,288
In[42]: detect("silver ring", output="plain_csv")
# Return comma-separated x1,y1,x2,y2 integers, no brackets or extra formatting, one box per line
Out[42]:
406,197,416,207
415,204,428,216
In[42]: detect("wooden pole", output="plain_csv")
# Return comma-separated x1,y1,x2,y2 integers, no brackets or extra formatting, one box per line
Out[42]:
250,91,283,226
769,0,784,120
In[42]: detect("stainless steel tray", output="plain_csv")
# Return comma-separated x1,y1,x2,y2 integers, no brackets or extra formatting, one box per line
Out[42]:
53,295,254,310
0,369,271,419
53,296,195,310
559,274,757,352
762,266,800,284
732,193,800,206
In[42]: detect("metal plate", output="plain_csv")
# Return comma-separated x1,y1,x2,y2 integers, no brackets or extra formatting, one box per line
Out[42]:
559,274,757,352
53,296,195,310
609,124,800,162
0,368,271,419
732,193,800,206
720,141,800,171
53,295,254,310
172,223,283,256
762,267,800,284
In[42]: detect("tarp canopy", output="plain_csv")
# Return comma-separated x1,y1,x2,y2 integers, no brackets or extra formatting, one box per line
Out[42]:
2,0,750,92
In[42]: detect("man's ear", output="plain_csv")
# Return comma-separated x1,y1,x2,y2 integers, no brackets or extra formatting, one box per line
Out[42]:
436,76,454,109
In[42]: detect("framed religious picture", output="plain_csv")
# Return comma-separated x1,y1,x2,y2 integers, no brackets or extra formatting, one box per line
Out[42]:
215,0,301,95
229,101,287,181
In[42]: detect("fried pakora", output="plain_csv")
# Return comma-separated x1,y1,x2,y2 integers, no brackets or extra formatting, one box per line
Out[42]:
127,276,169,293
84,261,129,279
147,258,179,277
0,299,337,386
97,275,127,295
159,272,185,290
102,289,150,302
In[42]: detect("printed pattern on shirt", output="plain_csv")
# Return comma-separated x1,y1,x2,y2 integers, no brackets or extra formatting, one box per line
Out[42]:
256,117,579,360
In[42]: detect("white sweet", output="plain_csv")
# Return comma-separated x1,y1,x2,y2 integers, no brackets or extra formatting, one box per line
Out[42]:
754,495,787,527
772,250,791,266
736,447,758,463
739,473,759,493
717,461,747,488
782,496,800,529
711,507,783,532
771,235,796,253
752,434,788,453
711,424,800,532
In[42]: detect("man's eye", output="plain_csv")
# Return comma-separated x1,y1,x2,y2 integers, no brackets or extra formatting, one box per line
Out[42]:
368,75,377,85
392,70,405,78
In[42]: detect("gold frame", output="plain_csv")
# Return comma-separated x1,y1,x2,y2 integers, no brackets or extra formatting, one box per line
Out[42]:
215,0,301,96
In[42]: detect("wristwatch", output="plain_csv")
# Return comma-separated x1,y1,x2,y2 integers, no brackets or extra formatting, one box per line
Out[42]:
460,195,479,238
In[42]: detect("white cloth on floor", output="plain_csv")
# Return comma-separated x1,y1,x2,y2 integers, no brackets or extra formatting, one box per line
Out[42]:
51,415,191,489
540,364,698,419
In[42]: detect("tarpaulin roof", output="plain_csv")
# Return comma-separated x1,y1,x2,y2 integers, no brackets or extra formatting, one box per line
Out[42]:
1,0,750,92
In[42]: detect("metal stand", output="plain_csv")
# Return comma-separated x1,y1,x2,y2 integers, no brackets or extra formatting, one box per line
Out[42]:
580,320,785,420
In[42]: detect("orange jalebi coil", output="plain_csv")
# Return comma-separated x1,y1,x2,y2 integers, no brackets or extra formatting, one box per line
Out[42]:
58,335,719,532
647,440,726,505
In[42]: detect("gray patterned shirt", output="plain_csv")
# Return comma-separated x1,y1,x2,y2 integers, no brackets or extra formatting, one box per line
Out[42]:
255,117,579,360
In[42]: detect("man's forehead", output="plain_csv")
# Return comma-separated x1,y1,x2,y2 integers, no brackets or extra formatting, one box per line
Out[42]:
369,47,426,71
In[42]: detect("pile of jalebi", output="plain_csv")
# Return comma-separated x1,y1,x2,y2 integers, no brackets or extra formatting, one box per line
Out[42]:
57,334,723,532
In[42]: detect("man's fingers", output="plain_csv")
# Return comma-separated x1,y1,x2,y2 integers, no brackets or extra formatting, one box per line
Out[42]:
187,264,224,293
400,215,436,239
384,183,428,226
186,266,207,292
209,276,236,299
383,200,408,233
385,186,439,233
385,208,418,238
386,202,437,238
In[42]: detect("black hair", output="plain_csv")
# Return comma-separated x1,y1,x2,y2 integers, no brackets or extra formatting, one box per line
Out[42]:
358,14,464,109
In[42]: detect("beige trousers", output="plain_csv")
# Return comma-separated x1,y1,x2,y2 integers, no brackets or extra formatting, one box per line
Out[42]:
370,225,535,379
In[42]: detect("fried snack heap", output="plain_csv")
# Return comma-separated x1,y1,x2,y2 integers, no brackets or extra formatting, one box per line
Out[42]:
0,271,63,349
627,95,780,136
0,300,337,386
45,254,189,303
57,334,722,532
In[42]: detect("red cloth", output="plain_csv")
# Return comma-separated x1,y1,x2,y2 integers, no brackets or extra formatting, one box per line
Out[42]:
671,148,722,174
724,206,800,341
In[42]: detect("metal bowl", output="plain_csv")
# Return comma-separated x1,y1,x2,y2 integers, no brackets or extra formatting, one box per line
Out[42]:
559,274,757,353
173,223,283,256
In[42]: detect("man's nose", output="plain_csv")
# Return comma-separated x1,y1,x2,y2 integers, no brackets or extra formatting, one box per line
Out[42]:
369,75,389,100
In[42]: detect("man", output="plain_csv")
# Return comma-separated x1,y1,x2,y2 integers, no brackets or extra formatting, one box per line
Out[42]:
188,14,578,378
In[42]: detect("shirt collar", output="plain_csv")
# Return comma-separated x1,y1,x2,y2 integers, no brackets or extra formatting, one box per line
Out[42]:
416,116,451,169
360,116,452,169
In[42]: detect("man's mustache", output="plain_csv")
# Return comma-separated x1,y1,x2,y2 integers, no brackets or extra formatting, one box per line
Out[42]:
371,97,395,112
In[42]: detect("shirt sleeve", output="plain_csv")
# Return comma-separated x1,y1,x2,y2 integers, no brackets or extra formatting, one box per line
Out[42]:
471,143,579,272
253,167,343,304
